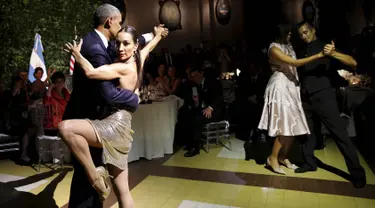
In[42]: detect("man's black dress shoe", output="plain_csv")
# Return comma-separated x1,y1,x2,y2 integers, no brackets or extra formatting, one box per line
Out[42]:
294,165,317,173
352,177,366,188
184,148,200,157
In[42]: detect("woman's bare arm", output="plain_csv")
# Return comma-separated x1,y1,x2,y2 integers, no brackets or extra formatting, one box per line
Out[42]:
65,40,132,80
269,46,324,68
140,25,168,68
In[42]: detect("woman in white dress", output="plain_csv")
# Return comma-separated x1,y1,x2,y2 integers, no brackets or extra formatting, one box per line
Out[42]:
258,25,324,174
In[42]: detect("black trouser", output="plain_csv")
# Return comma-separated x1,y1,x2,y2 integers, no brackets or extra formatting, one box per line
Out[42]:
301,88,365,179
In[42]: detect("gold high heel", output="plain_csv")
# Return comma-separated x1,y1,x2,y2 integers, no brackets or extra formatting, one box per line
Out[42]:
92,166,112,201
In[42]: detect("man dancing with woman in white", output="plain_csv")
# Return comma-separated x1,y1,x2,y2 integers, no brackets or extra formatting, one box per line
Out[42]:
258,24,325,174
61,24,168,207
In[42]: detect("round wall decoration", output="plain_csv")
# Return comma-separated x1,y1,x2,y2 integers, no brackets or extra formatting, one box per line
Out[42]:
302,0,316,24
215,0,231,25
159,0,182,31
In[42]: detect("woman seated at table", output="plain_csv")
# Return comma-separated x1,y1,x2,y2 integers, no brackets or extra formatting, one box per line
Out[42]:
154,64,169,96
43,72,70,129
163,66,181,96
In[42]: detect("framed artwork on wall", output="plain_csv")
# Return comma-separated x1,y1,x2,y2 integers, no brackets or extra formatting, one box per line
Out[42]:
216,0,231,25
159,0,182,31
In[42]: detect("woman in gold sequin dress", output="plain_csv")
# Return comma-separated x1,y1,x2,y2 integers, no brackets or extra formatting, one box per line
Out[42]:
258,25,324,175
60,25,168,206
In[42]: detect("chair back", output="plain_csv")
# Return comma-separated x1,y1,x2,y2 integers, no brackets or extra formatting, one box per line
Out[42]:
44,104,63,129
29,104,47,137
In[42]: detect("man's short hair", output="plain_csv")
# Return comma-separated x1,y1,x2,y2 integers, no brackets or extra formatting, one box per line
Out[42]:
296,21,314,30
191,68,205,74
93,4,121,28
19,69,28,74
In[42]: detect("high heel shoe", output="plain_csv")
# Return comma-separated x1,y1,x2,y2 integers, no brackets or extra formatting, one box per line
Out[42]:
266,158,286,175
279,159,298,170
92,166,112,201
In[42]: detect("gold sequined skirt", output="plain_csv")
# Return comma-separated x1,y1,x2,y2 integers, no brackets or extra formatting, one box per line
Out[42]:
87,110,134,170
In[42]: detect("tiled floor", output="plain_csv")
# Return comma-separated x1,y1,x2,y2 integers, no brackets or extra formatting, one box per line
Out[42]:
164,139,375,184
111,176,375,208
0,138,374,207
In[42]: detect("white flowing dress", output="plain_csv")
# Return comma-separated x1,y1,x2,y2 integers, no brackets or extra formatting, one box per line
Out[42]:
258,42,310,137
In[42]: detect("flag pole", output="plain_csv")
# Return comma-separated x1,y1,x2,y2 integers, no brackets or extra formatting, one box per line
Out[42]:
74,26,78,40
70,26,77,75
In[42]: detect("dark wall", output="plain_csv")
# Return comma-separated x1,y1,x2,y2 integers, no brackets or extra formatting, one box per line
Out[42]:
124,0,244,53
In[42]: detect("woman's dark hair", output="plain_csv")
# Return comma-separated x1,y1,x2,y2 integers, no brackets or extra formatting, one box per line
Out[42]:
33,67,43,75
274,24,292,44
118,25,142,89
51,72,65,83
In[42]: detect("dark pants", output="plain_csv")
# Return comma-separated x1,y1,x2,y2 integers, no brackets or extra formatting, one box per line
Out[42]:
301,88,365,179
183,108,221,150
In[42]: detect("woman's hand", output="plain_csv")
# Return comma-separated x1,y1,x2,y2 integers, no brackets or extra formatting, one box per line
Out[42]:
64,39,83,56
318,51,325,58
323,41,335,56
48,68,57,76
153,24,168,38
162,76,170,86
134,88,140,96
49,82,55,89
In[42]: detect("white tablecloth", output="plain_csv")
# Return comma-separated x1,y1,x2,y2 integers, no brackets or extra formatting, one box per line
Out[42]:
128,98,179,162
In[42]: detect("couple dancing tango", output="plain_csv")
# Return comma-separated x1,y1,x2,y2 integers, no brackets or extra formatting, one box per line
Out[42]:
258,22,367,188
59,4,168,208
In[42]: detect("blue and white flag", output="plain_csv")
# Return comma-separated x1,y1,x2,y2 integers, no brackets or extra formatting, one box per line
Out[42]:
28,33,47,82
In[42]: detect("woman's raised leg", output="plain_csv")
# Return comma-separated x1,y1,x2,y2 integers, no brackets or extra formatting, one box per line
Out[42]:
58,119,108,196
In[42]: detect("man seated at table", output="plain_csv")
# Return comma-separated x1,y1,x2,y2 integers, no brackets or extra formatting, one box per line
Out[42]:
178,68,224,157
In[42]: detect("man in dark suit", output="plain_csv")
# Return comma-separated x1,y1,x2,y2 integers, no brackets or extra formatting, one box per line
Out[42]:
63,4,155,207
179,68,224,157
294,22,366,188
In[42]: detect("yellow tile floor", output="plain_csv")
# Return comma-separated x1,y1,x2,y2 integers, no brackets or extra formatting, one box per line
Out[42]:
0,137,374,207
0,160,73,207
164,139,375,184
111,176,375,208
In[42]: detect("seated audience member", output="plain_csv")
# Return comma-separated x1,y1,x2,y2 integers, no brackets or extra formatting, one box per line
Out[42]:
43,72,70,129
164,66,182,96
178,68,224,157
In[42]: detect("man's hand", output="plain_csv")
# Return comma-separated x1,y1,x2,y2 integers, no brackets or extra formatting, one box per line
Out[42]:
154,24,169,38
323,41,336,56
202,107,213,119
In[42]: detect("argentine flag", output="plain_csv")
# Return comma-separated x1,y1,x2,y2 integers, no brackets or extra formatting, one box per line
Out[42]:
28,33,47,82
